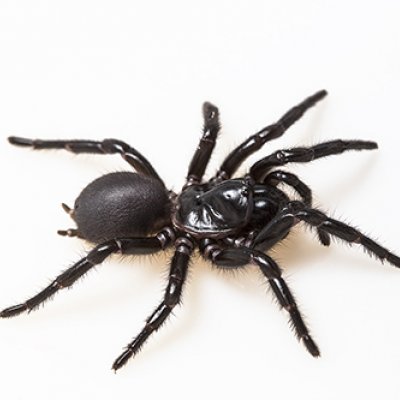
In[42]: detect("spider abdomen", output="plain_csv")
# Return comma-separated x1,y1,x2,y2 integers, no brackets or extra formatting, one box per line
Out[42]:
73,172,171,243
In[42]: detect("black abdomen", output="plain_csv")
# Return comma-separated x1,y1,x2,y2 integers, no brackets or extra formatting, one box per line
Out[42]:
73,172,171,243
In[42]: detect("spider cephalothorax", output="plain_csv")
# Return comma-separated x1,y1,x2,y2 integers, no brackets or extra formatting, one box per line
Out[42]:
2,90,400,371
173,179,254,238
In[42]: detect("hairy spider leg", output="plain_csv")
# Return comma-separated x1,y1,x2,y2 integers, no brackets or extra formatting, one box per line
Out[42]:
112,238,192,371
185,102,220,186
0,235,171,318
264,170,330,246
201,243,319,357
253,201,400,268
253,139,378,247
7,137,162,182
250,139,378,181
213,90,328,180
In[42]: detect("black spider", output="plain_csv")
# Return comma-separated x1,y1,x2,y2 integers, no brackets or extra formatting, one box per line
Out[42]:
2,90,400,372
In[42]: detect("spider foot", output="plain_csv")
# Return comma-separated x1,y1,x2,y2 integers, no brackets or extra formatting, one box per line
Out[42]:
8,136,34,147
112,349,133,372
0,303,28,318
202,101,219,126
302,334,320,357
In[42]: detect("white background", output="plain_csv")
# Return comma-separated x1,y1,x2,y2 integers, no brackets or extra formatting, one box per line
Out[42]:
1,1,400,399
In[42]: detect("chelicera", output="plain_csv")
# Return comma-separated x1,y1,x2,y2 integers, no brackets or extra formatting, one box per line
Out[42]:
2,90,399,371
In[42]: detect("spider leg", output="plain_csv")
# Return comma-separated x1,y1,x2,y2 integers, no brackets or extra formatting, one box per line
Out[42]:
264,170,330,246
8,136,162,182
112,237,193,371
213,90,327,181
200,242,319,357
250,139,378,181
254,201,400,268
185,102,220,186
0,233,173,318
287,202,400,268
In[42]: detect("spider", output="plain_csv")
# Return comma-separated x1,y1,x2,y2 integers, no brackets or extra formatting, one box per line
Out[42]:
2,90,400,372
